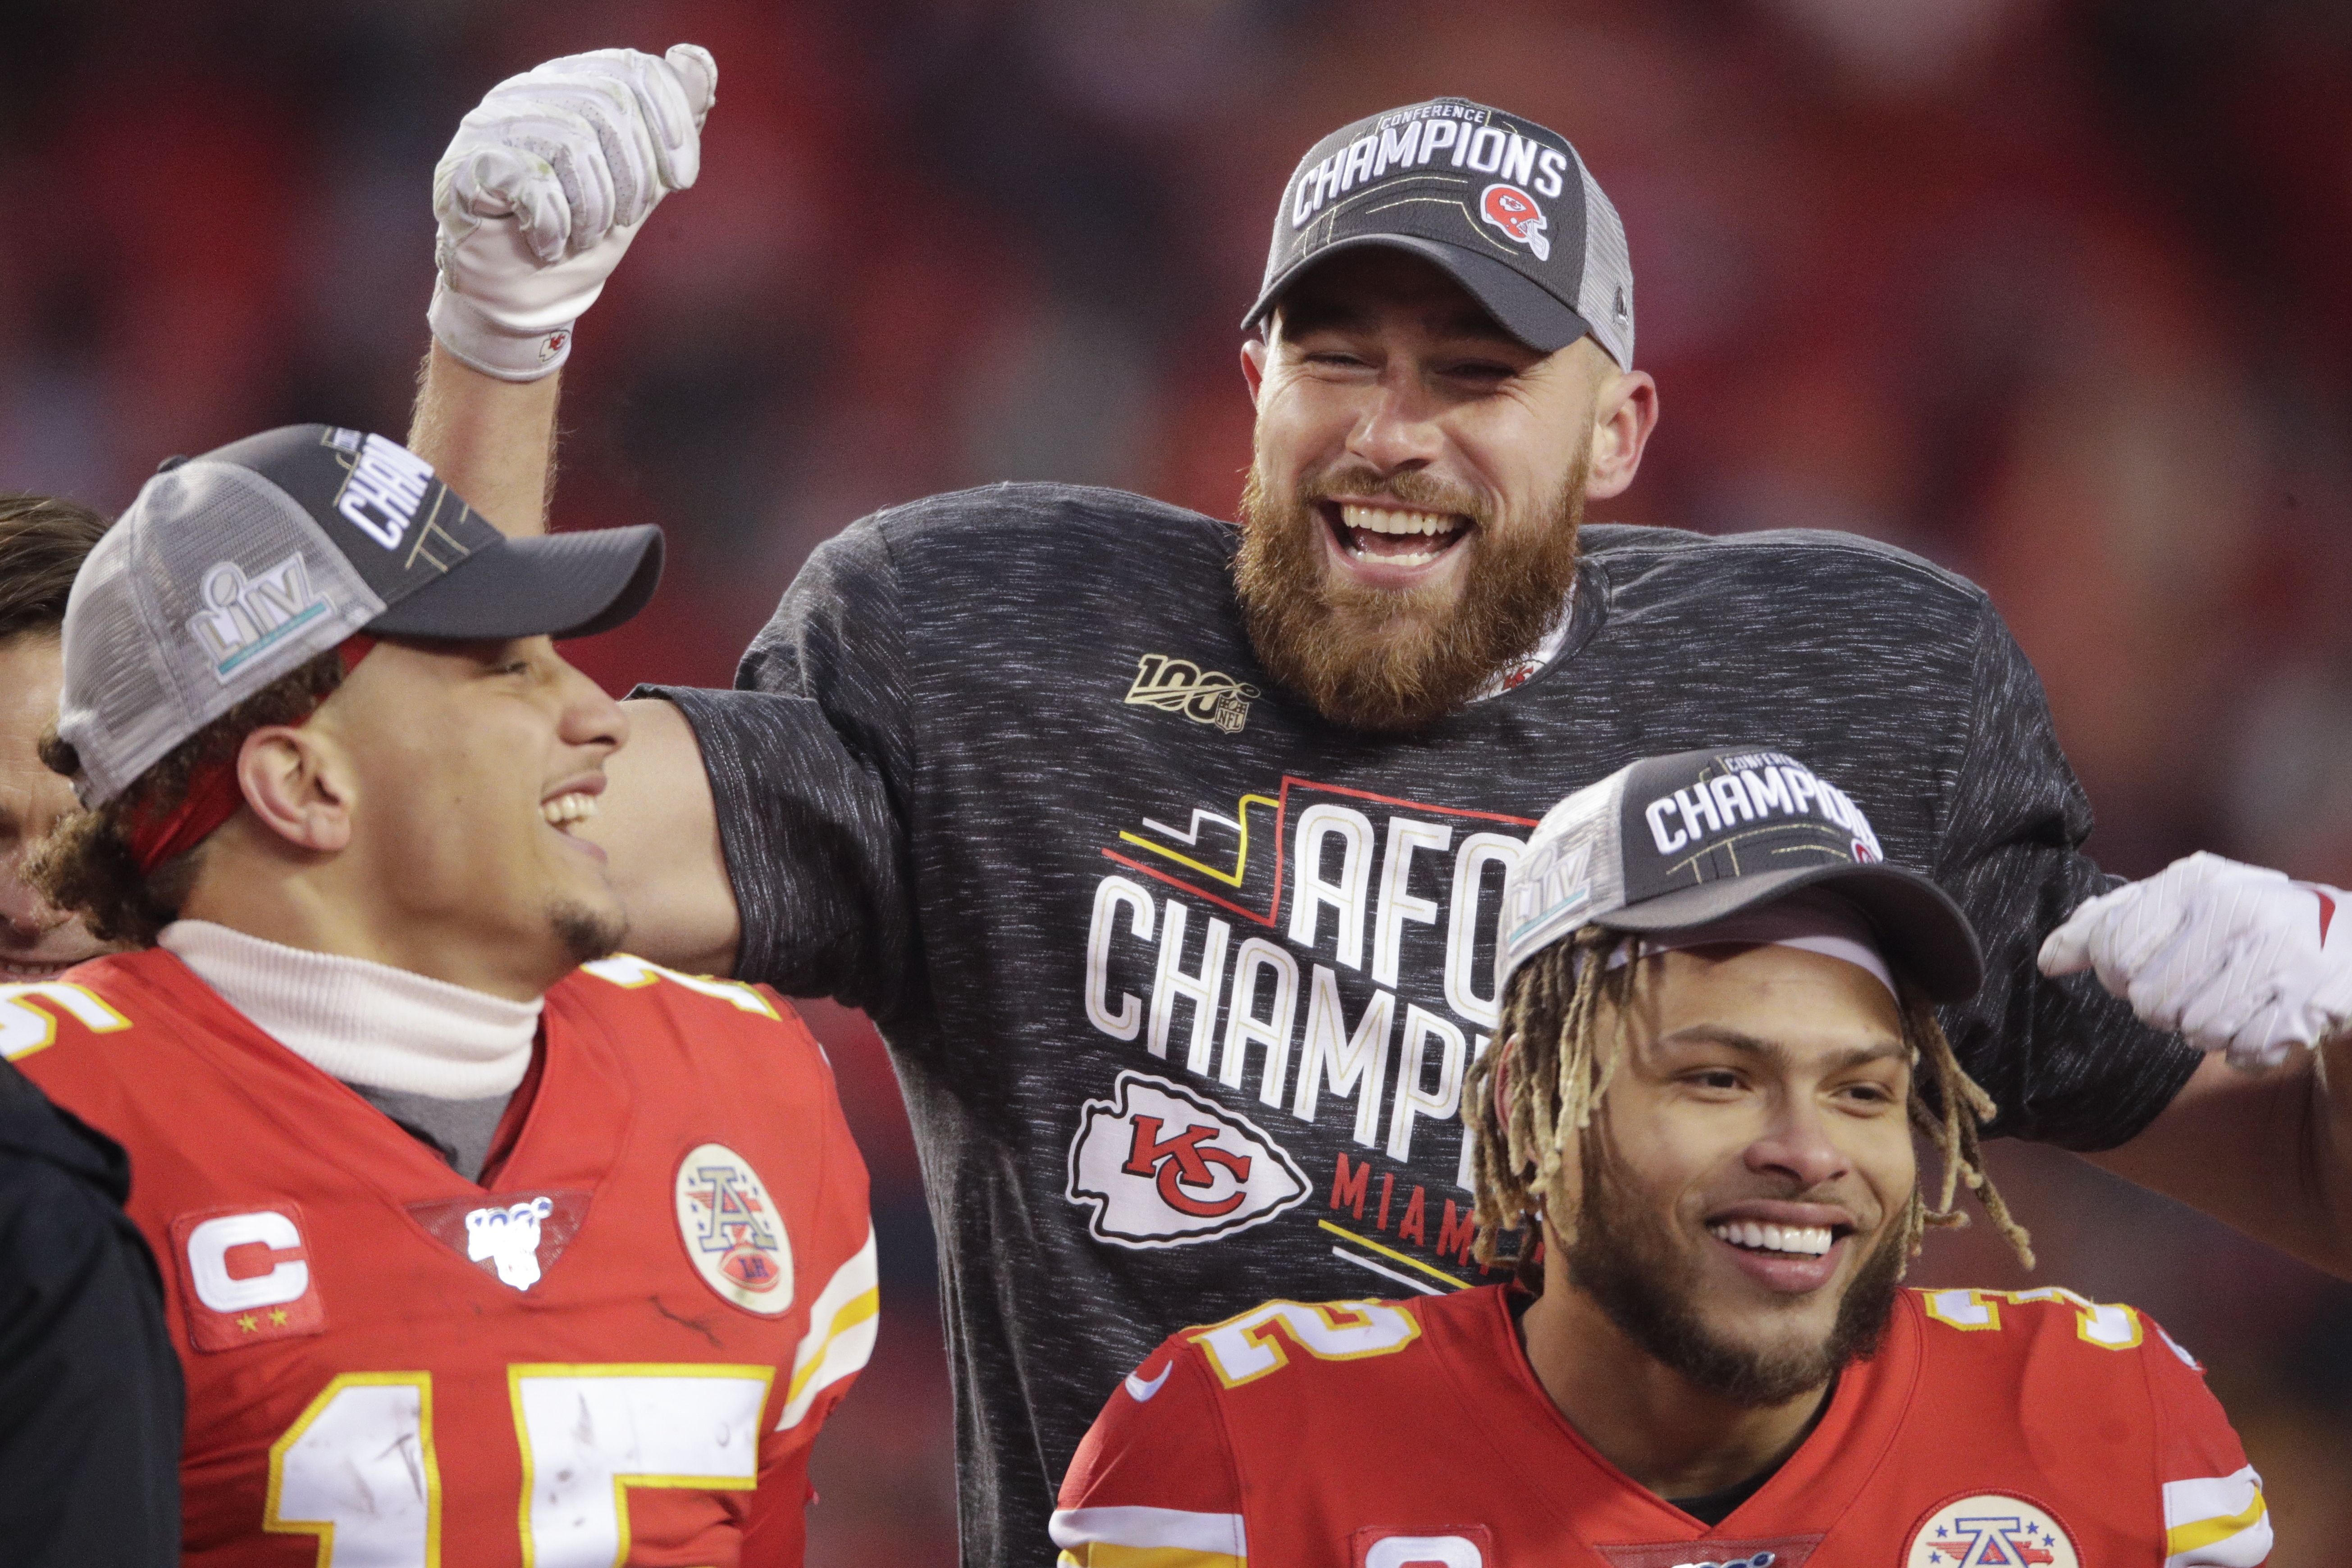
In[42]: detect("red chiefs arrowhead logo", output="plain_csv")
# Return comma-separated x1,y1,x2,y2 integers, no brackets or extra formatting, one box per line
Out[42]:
1067,1071,1308,1248
1479,182,1551,260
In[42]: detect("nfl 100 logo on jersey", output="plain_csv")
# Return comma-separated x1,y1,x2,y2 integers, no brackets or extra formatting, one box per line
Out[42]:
674,1143,795,1313
405,1189,591,1292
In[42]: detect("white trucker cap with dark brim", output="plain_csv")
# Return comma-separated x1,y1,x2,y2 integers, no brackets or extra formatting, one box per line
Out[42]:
56,424,662,808
1243,97,1635,368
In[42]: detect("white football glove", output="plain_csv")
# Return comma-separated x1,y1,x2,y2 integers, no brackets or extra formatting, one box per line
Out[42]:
428,44,717,380
2038,850,2352,1070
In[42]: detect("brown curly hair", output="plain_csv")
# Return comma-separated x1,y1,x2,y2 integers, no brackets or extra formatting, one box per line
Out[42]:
29,652,347,946
1462,923,2034,1285
0,493,110,643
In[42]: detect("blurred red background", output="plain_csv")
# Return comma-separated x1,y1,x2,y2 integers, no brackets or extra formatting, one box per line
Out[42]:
7,0,2352,1558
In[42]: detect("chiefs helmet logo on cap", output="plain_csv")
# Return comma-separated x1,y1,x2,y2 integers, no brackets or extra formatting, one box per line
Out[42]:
1479,182,1550,260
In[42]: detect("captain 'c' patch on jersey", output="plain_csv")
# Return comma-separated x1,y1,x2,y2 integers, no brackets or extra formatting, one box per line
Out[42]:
1189,1298,1420,1389
171,1203,327,1352
1905,1493,2079,1568
675,1144,794,1314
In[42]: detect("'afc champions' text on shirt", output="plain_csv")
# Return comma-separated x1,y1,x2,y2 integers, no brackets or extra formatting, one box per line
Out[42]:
1080,776,1530,1241
1073,755,1872,1263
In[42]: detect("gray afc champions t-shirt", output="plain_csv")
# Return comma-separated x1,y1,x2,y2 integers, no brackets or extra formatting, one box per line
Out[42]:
646,483,2200,1568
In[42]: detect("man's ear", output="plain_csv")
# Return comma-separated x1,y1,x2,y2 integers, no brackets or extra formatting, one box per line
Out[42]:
1584,363,1659,503
235,726,353,854
1240,334,1269,406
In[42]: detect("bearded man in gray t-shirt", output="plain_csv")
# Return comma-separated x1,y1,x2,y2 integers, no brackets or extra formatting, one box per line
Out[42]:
401,48,2352,1567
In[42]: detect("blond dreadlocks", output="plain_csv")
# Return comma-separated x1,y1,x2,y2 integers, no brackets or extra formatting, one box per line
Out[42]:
1461,923,2034,1279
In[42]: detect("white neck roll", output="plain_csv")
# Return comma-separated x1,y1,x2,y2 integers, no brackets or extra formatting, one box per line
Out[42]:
159,920,543,1099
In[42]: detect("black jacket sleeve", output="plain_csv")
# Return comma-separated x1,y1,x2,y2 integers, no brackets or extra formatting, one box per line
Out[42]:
0,1064,182,1565
1933,602,2202,1150
636,512,922,1019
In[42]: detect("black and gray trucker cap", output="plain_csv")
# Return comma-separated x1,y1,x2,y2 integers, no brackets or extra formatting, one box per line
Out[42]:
55,424,662,807
1495,747,1983,1004
1243,98,1635,367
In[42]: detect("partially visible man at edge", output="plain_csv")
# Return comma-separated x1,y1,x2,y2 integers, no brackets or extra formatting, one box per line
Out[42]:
1,495,116,981
402,47,2351,1566
0,492,181,1563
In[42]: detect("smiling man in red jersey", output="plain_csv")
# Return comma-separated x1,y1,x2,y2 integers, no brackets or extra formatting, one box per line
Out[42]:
14,425,877,1566
1057,749,2270,1568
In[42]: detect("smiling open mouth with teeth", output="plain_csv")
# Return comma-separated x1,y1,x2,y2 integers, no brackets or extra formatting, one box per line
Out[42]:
1329,502,1470,567
541,791,598,833
1708,1219,1840,1258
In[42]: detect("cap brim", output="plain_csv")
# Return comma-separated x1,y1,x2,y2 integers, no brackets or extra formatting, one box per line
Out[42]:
1242,233,1598,355
365,525,663,642
1596,862,1985,1004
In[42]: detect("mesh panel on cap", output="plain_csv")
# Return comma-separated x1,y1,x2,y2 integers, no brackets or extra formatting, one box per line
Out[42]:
1496,771,1630,997
55,460,384,807
54,538,174,807
1573,156,1635,369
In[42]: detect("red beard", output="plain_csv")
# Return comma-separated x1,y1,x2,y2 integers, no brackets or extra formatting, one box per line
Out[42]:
1233,453,1587,733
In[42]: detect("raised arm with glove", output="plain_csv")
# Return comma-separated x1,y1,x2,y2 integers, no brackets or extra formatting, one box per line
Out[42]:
410,42,742,972
429,43,716,381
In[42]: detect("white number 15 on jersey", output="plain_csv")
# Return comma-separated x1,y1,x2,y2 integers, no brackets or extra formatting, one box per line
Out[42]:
267,1363,772,1566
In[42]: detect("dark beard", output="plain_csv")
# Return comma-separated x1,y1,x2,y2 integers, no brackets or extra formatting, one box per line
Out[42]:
548,899,627,966
1232,453,1586,734
1564,1142,1907,1408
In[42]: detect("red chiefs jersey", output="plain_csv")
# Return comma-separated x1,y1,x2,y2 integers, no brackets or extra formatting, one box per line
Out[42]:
1056,1283,2270,1568
4,947,876,1568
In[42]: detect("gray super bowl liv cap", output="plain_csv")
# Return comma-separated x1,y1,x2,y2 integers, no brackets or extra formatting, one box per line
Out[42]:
1496,747,1983,1004
56,424,662,807
1243,97,1635,367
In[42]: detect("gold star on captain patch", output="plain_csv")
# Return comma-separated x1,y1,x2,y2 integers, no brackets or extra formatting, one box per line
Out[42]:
268,1308,290,1326
235,1314,258,1333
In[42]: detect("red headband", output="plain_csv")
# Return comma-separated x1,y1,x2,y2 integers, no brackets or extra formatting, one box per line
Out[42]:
119,635,379,875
